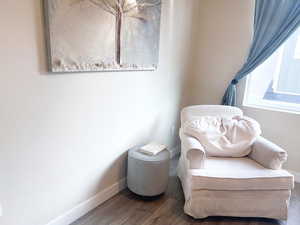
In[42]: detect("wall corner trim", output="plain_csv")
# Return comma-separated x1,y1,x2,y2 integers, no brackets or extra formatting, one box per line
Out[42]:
169,145,180,158
45,178,127,225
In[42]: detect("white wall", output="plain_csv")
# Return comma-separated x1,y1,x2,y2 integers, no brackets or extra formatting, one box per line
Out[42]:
189,0,300,173
3,1,299,224
0,0,200,225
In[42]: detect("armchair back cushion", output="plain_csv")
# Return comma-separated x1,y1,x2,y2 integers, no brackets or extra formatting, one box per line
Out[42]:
183,115,261,157
181,105,243,124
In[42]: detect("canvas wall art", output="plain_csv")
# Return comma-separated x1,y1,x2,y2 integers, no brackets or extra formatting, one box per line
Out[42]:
44,0,161,72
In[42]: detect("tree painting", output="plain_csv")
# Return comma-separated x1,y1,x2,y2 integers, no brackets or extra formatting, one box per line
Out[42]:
75,0,160,65
45,0,161,72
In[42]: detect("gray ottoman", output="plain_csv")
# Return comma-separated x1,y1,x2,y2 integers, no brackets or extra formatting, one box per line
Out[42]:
127,147,170,196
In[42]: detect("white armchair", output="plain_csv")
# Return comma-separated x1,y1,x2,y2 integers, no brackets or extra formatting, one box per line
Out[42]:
177,105,294,220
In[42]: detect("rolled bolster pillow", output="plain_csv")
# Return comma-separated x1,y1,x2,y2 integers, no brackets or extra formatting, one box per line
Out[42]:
186,148,205,169
180,129,206,169
249,136,287,170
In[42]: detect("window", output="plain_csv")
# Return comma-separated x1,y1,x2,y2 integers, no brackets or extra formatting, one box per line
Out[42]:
244,27,300,114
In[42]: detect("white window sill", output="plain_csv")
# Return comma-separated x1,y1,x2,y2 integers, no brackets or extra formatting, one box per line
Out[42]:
243,99,300,115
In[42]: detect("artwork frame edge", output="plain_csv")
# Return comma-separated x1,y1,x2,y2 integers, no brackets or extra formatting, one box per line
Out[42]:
42,0,162,73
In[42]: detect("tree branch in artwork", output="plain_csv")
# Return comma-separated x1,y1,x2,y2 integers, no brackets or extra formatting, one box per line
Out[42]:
73,0,160,65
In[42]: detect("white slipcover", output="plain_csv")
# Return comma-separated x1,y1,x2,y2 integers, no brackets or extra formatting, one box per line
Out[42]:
178,105,294,220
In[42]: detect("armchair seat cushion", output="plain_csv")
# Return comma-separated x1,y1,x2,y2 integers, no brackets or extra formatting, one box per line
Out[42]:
189,157,294,191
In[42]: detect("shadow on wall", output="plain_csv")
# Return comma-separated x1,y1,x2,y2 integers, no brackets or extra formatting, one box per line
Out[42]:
177,1,203,110
74,115,163,197
94,151,128,193
182,0,254,106
34,0,48,74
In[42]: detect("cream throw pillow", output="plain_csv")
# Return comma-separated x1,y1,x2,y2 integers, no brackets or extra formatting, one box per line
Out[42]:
183,115,261,157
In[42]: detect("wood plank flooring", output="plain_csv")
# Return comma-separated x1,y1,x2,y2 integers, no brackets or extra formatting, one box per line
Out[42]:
72,158,300,225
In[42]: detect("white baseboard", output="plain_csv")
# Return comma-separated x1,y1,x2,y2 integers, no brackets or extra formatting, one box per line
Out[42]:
169,145,180,158
289,170,300,183
46,147,179,225
46,178,127,225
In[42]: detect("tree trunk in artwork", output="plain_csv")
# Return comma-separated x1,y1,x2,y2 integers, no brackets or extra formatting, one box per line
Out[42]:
115,12,122,65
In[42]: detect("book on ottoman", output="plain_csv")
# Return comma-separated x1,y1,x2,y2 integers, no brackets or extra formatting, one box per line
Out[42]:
139,143,167,156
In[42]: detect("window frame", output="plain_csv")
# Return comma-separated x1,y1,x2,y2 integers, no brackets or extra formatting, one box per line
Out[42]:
243,75,300,115
243,28,300,115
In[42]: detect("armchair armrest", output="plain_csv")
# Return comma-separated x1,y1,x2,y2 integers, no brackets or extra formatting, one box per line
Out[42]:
180,129,205,169
249,136,287,170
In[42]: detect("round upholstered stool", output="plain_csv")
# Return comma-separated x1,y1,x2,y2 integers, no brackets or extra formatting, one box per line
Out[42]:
127,147,170,196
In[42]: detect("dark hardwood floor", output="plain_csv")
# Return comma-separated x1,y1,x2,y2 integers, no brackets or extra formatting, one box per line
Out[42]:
72,158,300,225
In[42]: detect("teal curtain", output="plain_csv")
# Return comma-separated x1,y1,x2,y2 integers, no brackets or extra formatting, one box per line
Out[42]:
222,0,300,106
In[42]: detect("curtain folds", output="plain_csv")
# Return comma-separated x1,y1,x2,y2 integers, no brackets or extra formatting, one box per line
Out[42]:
222,0,300,106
